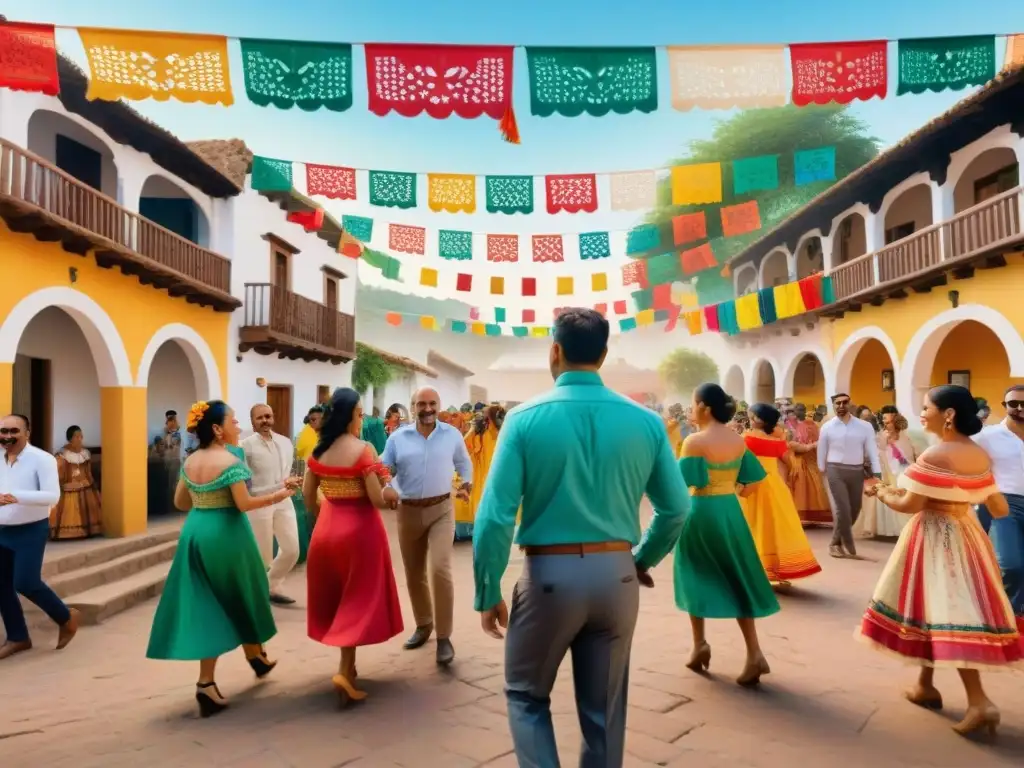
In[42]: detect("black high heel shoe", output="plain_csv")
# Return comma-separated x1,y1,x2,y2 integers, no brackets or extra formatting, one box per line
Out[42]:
195,682,228,718
247,649,277,679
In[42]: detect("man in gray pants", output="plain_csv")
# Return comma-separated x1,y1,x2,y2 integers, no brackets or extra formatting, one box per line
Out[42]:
817,393,881,558
471,309,690,767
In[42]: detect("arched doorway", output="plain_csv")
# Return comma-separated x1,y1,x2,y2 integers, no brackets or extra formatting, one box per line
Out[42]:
790,353,826,407
831,211,867,268
752,360,776,404
882,183,933,244
759,249,789,289
723,364,745,400
27,109,119,199
139,174,211,246
952,146,1019,214
137,326,222,518
794,236,823,279
902,307,1024,420
848,339,897,411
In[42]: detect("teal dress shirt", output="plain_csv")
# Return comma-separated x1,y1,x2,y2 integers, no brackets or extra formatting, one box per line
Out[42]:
472,371,690,611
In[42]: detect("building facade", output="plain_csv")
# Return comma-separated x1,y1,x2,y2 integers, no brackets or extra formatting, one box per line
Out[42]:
713,66,1024,420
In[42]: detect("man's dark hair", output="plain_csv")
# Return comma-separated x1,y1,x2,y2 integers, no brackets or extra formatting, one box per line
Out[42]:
6,414,30,430
553,308,609,365
830,392,850,402
879,405,899,416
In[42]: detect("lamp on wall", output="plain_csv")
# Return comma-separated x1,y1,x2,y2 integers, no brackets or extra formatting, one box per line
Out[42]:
948,289,959,308
256,377,266,388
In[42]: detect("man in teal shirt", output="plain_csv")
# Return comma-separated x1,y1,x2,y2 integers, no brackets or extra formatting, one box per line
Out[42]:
472,308,690,768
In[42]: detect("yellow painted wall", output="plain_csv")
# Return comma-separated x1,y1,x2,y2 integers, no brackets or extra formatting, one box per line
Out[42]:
792,356,826,406
849,338,896,411
929,321,1021,424
0,222,229,392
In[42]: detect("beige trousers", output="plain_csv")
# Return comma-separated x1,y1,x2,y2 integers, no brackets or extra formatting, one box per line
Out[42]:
249,500,299,593
396,499,454,639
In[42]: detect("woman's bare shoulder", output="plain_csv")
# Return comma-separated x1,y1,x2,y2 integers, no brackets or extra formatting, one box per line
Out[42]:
919,441,991,474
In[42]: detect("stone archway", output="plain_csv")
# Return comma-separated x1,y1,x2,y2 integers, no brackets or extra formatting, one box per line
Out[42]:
833,327,901,413
748,358,779,405
722,364,745,400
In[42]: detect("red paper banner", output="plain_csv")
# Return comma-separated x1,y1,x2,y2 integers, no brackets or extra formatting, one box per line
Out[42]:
521,277,537,296
720,200,762,238
522,309,535,323
545,174,598,214
790,40,888,107
613,300,628,315
652,283,673,310
680,243,717,274
306,163,357,200
532,234,564,263
389,224,426,254
385,312,402,327
487,234,519,262
595,303,608,316
664,308,680,332
287,208,324,232
365,44,514,119
622,260,648,288
456,273,472,292
0,22,60,95
672,211,707,246
703,305,720,332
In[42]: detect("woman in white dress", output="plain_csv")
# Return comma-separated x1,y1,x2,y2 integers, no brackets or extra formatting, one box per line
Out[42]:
855,407,918,538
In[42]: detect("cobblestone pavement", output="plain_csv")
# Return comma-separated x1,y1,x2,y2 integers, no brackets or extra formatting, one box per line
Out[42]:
1,512,1023,767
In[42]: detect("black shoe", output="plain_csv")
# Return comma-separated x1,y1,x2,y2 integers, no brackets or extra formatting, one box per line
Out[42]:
195,682,228,718
270,593,295,605
403,624,433,650
436,638,455,666
247,651,277,678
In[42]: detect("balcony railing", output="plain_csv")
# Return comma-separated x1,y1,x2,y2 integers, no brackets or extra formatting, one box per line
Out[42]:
830,186,1024,303
240,283,356,363
0,139,237,310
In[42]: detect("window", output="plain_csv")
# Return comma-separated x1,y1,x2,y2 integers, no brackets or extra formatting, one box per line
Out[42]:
324,275,338,310
974,164,1019,204
55,134,102,190
884,222,914,245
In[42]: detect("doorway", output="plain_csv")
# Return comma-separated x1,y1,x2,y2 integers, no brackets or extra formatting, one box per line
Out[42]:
11,354,52,452
266,385,292,439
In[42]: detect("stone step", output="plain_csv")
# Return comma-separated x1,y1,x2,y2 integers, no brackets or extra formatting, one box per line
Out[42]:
41,527,181,579
47,540,179,599
64,561,173,626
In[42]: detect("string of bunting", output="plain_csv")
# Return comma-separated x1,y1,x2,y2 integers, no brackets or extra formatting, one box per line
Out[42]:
249,146,836,215
1,19,1022,143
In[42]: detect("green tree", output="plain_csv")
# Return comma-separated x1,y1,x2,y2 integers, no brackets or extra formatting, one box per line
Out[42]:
351,342,397,395
658,348,720,399
647,104,880,305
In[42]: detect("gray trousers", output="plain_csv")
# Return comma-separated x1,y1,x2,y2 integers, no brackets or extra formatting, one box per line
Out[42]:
827,463,865,554
505,550,639,768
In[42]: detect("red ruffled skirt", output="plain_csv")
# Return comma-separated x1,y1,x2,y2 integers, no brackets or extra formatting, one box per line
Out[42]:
307,497,404,647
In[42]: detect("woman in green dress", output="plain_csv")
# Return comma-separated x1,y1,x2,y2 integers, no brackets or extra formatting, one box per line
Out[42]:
674,383,780,687
146,400,299,718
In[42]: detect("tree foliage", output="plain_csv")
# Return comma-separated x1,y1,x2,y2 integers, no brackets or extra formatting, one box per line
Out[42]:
658,348,720,400
647,104,881,305
352,342,396,395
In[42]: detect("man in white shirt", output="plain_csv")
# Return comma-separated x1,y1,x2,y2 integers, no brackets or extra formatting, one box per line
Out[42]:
817,393,881,559
0,414,78,659
972,385,1024,617
242,404,299,605
381,387,472,666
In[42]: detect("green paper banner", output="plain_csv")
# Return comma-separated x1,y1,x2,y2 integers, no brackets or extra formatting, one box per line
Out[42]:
897,36,996,95
494,307,507,323
618,317,638,332
240,39,353,111
251,156,293,192
342,215,373,242
450,320,467,334
485,176,534,214
527,47,658,117
626,224,661,255
438,230,473,260
579,231,611,259
369,170,417,209
512,327,529,337
732,155,779,195
485,324,502,336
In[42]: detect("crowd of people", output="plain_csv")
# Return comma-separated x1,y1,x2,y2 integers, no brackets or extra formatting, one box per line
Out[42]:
0,307,1022,765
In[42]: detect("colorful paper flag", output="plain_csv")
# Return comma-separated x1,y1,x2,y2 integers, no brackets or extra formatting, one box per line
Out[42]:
419,267,438,287
389,224,426,254
369,170,417,209
732,155,779,195
342,214,373,242
579,232,611,260
794,147,836,186
591,272,608,292
427,173,477,213
609,171,657,211
521,277,537,296
531,327,549,338
485,175,534,214
671,163,722,205
438,230,473,260
485,324,502,336
494,307,507,323
490,276,505,295
532,234,564,263
487,234,519,262
471,322,486,335
385,312,402,327
619,317,638,332
897,36,995,95
626,225,661,255
666,45,787,111
545,174,598,214
636,309,655,326
0,22,60,95
556,276,574,296
239,39,353,111
512,327,529,337
251,156,293,192
720,200,762,237
613,300,628,315
420,316,438,331
622,260,648,288
450,320,467,333
527,47,658,116
522,309,535,323
306,163,357,200
790,41,888,106
469,307,481,321
672,212,707,246
456,273,472,292
680,242,717,275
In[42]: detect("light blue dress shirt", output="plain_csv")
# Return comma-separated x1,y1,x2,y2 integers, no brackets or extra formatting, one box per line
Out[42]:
381,422,473,499
472,371,690,610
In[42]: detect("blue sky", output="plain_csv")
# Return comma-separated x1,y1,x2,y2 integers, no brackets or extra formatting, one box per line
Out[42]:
8,0,1024,304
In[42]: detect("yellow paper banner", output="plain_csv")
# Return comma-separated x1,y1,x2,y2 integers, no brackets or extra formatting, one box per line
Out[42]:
556,276,574,296
420,267,438,287
666,45,788,111
591,272,608,292
471,322,486,335
428,174,477,214
490,276,505,295
735,293,762,330
530,327,550,337
671,163,722,205
684,311,703,335
636,309,655,326
420,316,437,331
773,282,807,319
78,28,233,105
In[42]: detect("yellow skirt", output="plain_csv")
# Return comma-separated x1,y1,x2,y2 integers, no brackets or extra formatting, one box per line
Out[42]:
740,471,822,582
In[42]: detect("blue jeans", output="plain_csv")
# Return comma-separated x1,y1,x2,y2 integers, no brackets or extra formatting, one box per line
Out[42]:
979,494,1024,617
0,518,71,643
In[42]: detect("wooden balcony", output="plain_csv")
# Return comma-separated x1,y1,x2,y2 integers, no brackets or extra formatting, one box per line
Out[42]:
0,139,238,311
238,283,355,364
826,187,1024,314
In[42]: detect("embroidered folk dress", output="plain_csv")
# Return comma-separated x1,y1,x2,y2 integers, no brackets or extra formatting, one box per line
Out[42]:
147,446,276,660
740,432,822,583
673,440,781,619
306,450,404,647
859,460,1024,670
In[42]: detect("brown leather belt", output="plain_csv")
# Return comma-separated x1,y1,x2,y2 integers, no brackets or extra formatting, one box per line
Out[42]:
521,541,632,556
400,493,451,508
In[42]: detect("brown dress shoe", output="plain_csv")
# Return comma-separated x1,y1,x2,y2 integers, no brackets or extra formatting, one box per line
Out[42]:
0,641,32,660
56,608,79,650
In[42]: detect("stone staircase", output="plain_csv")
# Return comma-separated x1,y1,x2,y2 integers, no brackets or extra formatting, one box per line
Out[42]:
25,526,181,627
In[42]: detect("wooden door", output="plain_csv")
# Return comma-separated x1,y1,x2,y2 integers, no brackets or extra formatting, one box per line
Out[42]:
265,385,292,439
324,276,338,311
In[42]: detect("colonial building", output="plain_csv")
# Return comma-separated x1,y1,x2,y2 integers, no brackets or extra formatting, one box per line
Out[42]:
716,64,1024,419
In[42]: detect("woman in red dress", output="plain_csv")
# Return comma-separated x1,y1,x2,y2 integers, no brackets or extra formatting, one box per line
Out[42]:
303,387,404,705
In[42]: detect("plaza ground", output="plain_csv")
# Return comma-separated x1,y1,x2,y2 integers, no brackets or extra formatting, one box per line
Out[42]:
1,510,1023,768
